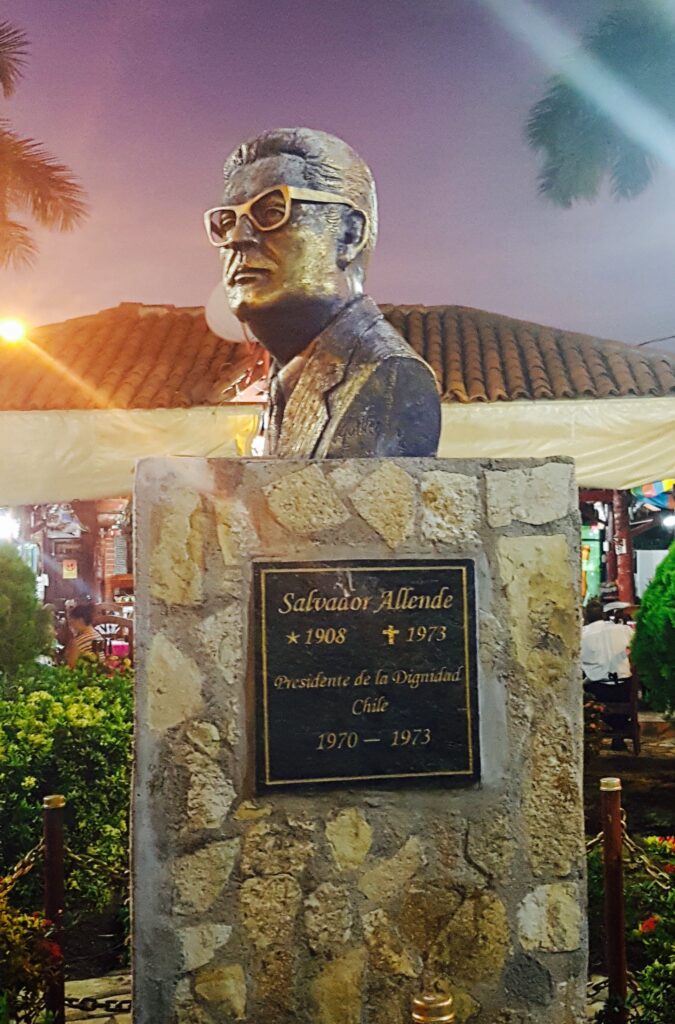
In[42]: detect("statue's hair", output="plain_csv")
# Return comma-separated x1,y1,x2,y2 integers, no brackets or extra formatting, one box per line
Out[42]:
223,127,378,258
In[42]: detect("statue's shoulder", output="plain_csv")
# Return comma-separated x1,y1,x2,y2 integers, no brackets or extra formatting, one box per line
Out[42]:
355,312,432,371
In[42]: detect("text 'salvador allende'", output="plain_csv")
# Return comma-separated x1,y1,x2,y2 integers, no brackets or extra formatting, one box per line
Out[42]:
277,584,455,615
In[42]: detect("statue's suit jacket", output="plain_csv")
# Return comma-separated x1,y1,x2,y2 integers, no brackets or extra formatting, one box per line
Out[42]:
264,296,441,458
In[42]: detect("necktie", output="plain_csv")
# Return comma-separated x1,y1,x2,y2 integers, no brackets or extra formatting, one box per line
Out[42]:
264,369,285,455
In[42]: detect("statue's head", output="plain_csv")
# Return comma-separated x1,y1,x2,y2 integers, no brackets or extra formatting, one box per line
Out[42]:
205,128,378,322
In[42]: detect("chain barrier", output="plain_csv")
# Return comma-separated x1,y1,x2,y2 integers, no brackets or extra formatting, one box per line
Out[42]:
0,838,45,896
64,994,132,1014
63,844,129,883
60,846,131,1012
3,839,132,1014
585,813,673,891
620,810,672,890
2,838,129,898
586,830,603,852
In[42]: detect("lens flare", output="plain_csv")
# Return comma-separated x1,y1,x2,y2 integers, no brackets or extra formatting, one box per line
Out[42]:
0,318,27,343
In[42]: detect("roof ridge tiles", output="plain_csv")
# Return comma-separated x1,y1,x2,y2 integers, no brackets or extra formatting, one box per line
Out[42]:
480,322,509,402
424,310,445,392
98,319,152,405
1,301,670,412
652,356,675,393
559,335,596,397
496,322,531,400
538,328,574,399
579,339,621,399
518,327,553,399
180,329,233,405
118,310,177,408
439,308,467,401
133,311,189,408
167,318,220,404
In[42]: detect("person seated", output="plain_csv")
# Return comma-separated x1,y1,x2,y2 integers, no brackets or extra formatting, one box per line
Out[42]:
582,598,634,750
66,604,101,668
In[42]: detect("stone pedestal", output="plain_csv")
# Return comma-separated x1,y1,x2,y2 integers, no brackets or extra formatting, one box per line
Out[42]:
133,456,586,1024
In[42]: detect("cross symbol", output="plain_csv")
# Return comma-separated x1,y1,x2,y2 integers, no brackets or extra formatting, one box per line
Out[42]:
382,624,399,646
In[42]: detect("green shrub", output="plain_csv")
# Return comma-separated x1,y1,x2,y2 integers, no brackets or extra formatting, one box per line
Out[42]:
0,657,132,923
0,545,51,678
631,542,675,714
632,959,675,1023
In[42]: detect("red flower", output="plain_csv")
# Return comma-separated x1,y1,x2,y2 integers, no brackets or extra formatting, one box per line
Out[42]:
638,915,660,934
39,938,63,960
664,863,675,874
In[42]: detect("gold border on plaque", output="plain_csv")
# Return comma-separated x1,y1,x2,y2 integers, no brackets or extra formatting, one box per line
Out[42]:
258,563,476,786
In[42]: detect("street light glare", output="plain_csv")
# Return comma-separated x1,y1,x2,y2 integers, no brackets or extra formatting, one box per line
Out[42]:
0,318,27,343
0,512,19,542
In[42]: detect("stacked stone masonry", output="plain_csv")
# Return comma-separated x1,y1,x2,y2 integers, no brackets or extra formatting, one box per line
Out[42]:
134,456,585,1024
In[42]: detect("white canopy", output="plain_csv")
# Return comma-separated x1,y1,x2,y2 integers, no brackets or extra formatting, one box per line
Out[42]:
0,395,672,504
439,396,675,490
0,406,260,505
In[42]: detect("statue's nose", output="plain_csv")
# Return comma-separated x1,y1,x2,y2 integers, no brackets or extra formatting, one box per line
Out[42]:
225,214,258,248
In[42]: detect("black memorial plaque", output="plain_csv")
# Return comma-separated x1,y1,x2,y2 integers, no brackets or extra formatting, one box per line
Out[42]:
253,559,479,789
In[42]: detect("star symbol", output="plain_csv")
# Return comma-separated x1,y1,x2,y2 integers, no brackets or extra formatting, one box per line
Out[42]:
286,631,300,644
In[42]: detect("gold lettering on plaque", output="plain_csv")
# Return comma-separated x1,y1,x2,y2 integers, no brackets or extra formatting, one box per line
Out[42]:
375,586,454,613
279,590,372,614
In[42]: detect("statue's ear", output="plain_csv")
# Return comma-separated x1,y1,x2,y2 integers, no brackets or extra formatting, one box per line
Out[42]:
337,208,368,268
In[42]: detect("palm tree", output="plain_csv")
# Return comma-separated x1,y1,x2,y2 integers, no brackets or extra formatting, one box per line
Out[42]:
0,20,27,98
0,19,87,268
527,2,675,207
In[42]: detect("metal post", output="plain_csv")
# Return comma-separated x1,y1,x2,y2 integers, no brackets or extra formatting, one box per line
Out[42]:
600,778,627,1024
44,794,65,1024
612,491,636,605
411,990,455,1023
605,503,617,587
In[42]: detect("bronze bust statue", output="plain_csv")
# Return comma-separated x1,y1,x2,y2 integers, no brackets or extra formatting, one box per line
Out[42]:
205,127,441,458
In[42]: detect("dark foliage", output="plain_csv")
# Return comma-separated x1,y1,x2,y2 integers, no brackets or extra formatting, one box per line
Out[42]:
527,3,675,206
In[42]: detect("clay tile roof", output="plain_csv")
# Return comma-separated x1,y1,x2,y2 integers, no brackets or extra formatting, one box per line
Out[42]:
1,301,673,412
0,303,248,411
380,304,675,403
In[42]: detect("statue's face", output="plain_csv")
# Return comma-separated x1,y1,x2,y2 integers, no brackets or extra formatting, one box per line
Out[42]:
220,155,344,319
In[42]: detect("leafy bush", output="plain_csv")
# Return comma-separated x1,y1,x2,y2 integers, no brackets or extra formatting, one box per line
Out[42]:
0,890,60,1023
588,835,675,1023
631,542,675,714
0,545,51,678
632,959,675,1023
0,657,132,923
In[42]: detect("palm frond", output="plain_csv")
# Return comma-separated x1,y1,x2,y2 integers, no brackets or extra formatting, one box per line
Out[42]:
526,0,675,206
610,141,655,200
0,121,88,230
0,217,37,268
528,78,613,205
0,21,28,99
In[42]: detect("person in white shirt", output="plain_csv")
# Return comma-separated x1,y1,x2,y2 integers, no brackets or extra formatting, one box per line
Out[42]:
582,599,634,750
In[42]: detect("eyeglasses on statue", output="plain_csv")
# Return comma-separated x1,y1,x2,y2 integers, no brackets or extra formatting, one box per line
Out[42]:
203,184,369,251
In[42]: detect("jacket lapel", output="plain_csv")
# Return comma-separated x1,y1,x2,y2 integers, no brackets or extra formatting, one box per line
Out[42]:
275,347,348,457
275,297,381,457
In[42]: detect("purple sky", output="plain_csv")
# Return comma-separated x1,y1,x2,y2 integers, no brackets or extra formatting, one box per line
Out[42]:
3,0,675,350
